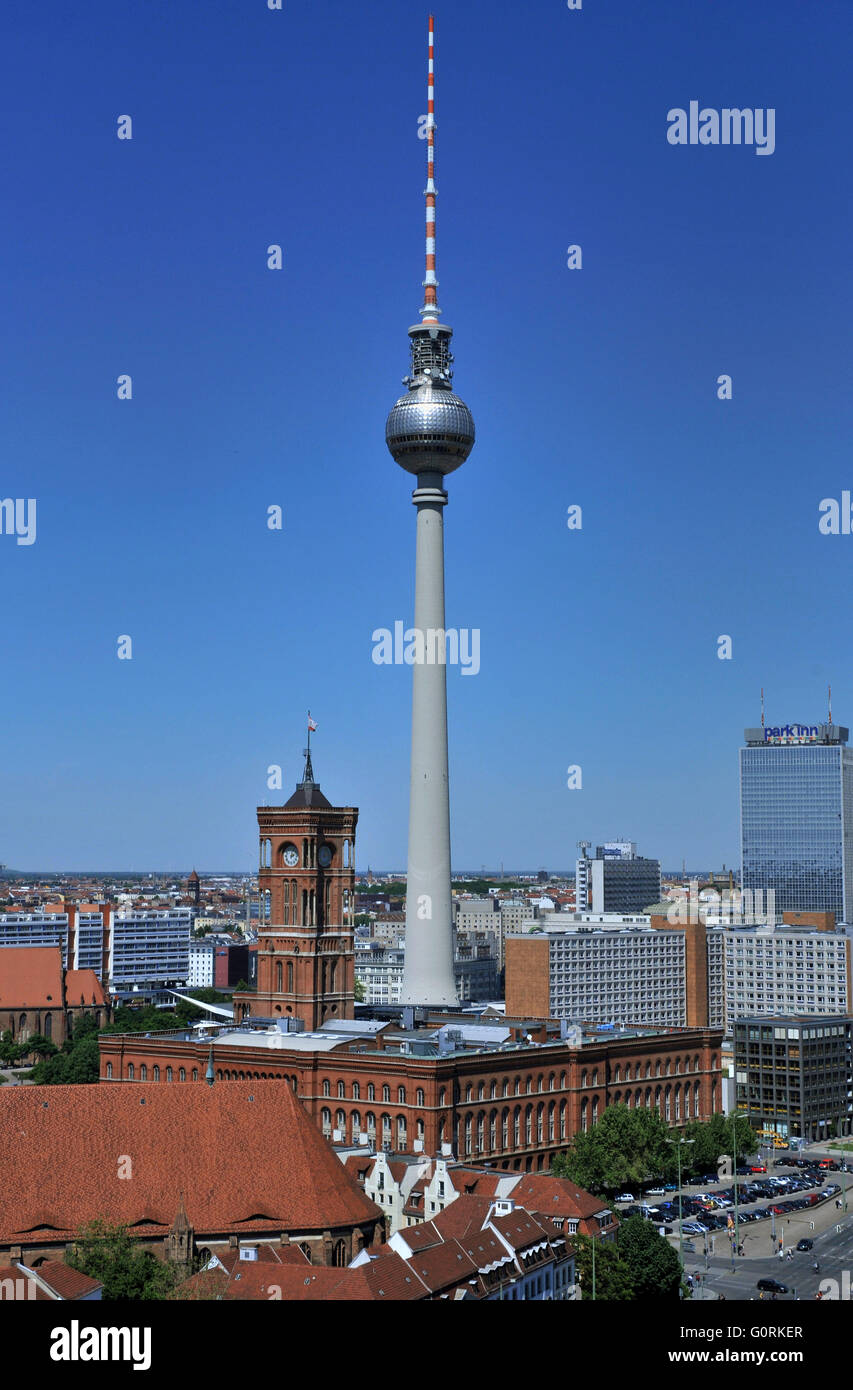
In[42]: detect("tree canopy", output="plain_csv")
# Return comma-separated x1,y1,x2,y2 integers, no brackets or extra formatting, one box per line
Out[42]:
67,1220,180,1300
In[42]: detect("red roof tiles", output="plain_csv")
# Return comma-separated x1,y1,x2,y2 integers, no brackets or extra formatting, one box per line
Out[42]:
0,948,64,1009
0,1081,381,1247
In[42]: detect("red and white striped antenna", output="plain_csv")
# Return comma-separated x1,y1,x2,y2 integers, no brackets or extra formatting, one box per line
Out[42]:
420,14,440,322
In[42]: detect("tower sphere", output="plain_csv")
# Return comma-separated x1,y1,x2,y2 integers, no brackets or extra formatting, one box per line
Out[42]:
385,379,475,476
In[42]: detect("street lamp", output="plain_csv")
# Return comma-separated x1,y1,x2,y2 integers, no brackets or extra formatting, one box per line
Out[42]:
667,1136,695,1296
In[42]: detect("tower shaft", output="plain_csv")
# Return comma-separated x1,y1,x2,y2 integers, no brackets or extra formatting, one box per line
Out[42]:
402,476,456,1005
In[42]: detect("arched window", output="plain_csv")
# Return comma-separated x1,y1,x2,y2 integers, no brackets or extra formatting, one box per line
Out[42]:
548,1101,555,1140
536,1102,544,1142
581,1097,589,1132
416,1088,424,1107
44,1013,52,1040
559,1099,567,1139
580,1070,588,1088
438,1087,446,1107
192,1069,198,1082
353,1081,361,1101
398,1086,406,1104
513,1106,521,1146
106,1062,113,1079
166,1067,173,1082
502,1079,509,1098
368,1083,375,1102
591,1097,599,1125
322,1108,332,1137
559,1070,566,1089
140,1065,147,1081
501,1109,509,1148
381,1113,392,1146
675,1087,681,1121
489,1110,497,1149
179,1068,186,1082
153,1066,160,1082
338,1080,345,1099
333,1239,347,1268
336,1109,346,1135
276,961,283,992
664,1086,671,1121
287,961,294,993
382,1085,390,1103
466,1084,473,1102
464,1114,472,1154
322,1079,330,1097
366,1112,376,1141
525,1104,533,1145
127,1064,135,1080
397,1115,407,1149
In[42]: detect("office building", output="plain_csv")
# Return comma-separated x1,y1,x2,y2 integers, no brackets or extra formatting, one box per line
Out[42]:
575,843,661,914
734,1014,853,1142
740,721,853,920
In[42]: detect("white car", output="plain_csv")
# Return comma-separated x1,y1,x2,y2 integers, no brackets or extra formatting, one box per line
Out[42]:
647,1187,666,1196
614,1194,635,1203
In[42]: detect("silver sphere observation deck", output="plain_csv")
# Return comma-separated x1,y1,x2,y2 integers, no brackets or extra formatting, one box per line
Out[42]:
386,322,475,476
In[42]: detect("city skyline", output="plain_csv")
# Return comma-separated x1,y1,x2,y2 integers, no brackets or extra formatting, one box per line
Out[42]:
2,0,851,871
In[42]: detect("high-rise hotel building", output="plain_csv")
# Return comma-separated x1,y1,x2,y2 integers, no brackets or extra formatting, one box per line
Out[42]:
740,722,853,922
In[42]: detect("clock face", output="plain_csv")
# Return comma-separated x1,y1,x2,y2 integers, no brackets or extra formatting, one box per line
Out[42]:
318,845,333,868
282,845,299,868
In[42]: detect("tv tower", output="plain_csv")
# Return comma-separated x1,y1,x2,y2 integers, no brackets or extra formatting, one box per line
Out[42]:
386,15,475,1006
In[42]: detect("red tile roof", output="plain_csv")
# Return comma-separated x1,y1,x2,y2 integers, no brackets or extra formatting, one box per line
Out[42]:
431,1195,494,1239
0,1081,381,1247
63,971,106,1008
18,1261,102,1300
0,948,64,1009
510,1174,610,1222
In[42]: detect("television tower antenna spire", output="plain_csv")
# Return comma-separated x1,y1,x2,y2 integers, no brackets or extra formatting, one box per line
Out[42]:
420,15,439,323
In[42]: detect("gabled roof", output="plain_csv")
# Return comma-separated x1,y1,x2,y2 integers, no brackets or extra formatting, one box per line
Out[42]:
16,1261,102,1300
0,947,64,1009
509,1174,611,1222
63,970,106,1008
0,1081,381,1246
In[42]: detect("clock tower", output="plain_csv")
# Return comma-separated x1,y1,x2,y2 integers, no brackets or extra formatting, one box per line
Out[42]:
236,748,358,1030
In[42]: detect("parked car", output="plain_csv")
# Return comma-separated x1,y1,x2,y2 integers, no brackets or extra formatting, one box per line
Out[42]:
750,1164,767,1173
646,1187,666,1196
614,1194,635,1203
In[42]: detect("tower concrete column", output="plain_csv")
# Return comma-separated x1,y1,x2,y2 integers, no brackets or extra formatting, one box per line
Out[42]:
402,474,455,1005
385,18,475,1007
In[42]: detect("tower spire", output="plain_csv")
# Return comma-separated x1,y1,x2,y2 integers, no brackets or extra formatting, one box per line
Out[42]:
420,15,439,323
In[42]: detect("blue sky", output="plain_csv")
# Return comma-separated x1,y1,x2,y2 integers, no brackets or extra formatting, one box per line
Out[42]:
1,0,851,873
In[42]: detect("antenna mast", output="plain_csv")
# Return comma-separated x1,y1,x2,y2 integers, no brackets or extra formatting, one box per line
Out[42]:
420,15,439,323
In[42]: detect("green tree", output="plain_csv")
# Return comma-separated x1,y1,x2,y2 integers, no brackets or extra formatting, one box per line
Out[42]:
573,1233,634,1300
617,1215,684,1299
552,1104,675,1194
353,978,366,1003
67,1220,179,1300
22,1033,58,1059
683,1113,756,1173
0,1031,23,1066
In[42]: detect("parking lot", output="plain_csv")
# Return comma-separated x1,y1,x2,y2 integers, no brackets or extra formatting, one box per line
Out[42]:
612,1153,850,1264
